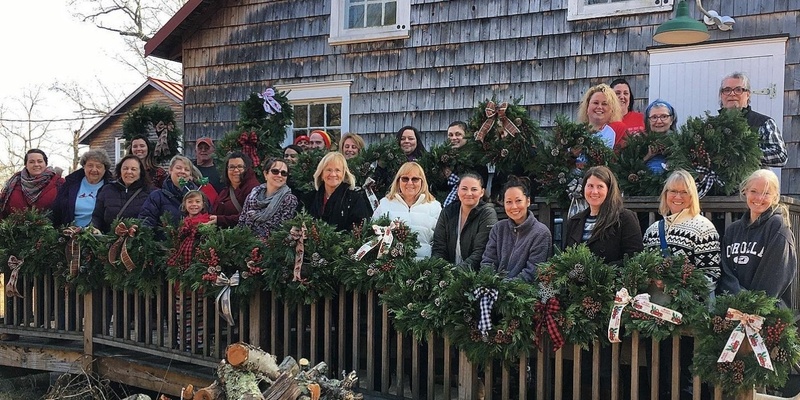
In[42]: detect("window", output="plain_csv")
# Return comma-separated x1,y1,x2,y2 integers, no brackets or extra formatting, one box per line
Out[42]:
115,138,127,164
329,0,410,45
293,102,343,142
276,80,352,147
568,0,672,21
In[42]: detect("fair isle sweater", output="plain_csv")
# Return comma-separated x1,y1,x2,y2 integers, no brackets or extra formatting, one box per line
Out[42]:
643,213,721,287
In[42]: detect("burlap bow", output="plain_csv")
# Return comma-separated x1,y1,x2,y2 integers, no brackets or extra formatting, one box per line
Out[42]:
473,287,499,337
258,88,282,114
353,220,398,260
214,271,240,326
238,131,260,167
63,226,82,278
289,224,307,282
695,165,723,199
717,308,774,370
474,101,521,142
534,297,565,352
608,288,683,343
154,121,173,158
5,255,24,298
108,222,138,272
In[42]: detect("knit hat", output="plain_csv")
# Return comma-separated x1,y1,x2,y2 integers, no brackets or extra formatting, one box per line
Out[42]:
294,135,310,146
310,130,331,149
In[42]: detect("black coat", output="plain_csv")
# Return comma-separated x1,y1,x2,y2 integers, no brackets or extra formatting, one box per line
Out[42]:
91,179,152,233
431,200,498,271
564,207,643,265
52,168,112,227
308,183,371,231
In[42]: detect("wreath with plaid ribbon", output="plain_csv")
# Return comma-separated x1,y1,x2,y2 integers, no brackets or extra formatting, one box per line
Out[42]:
56,227,109,294
0,209,60,278
103,218,166,295
121,103,181,164
611,130,671,196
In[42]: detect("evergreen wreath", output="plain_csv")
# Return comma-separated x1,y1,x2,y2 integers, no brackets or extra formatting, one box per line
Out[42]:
417,141,482,201
440,267,538,365
612,130,671,196
531,115,616,208
693,291,800,397
536,244,616,348
262,212,344,306
379,257,454,341
0,209,60,278
615,250,710,341
338,215,420,293
667,109,761,197
103,218,166,295
56,227,109,294
121,103,181,164
349,140,407,198
287,149,326,195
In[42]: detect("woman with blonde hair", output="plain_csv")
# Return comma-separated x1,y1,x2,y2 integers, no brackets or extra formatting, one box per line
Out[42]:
372,162,442,259
309,152,370,231
576,83,627,148
339,133,365,159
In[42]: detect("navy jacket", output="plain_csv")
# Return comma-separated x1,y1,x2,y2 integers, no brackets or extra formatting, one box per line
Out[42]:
52,168,112,227
137,178,197,228
91,179,152,233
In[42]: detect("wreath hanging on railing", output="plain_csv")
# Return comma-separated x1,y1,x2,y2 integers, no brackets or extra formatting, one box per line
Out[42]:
337,215,420,293
349,140,407,201
441,267,538,365
103,218,165,295
262,212,343,306
0,209,60,281
611,130,671,196
530,115,616,209
56,227,109,294
667,109,761,197
121,103,181,164
536,244,616,349
417,141,483,201
692,291,800,397
379,257,454,341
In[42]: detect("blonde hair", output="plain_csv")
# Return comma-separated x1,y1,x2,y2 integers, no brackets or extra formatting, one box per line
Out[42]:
386,162,435,203
577,83,623,126
339,133,365,152
658,170,701,217
740,169,789,227
313,152,356,191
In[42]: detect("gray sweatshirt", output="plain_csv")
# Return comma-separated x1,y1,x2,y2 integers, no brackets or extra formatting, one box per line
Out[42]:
481,211,552,283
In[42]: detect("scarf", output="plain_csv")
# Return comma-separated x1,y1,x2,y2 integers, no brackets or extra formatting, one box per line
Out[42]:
0,167,57,212
246,184,291,223
167,213,212,270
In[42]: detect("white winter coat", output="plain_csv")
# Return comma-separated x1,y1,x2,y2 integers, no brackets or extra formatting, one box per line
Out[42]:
372,193,442,259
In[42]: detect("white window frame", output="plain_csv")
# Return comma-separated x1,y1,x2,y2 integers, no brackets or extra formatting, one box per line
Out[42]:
275,80,352,148
115,137,126,164
329,0,410,45
567,0,673,21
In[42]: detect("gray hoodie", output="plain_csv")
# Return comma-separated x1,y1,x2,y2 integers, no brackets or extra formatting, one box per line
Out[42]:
480,210,552,283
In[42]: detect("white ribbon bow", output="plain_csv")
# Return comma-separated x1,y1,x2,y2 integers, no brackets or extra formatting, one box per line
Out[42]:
353,220,398,261
717,308,773,370
258,88,282,114
608,288,683,343
214,271,240,326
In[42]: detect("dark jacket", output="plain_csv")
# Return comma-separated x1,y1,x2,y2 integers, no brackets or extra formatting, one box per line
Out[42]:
308,183,371,231
564,207,643,265
431,200,498,271
137,178,197,228
52,168,112,227
91,179,152,233
212,170,261,228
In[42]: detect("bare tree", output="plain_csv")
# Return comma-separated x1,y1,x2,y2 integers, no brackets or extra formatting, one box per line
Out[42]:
49,81,107,171
0,87,56,180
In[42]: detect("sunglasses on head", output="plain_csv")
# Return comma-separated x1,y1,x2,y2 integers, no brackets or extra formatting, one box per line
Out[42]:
269,168,288,177
400,176,421,183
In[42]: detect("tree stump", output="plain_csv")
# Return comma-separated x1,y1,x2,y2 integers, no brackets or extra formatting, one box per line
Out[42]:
226,342,281,380
195,382,225,400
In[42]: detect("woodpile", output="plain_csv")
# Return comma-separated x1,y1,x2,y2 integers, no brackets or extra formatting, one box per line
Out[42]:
179,342,363,400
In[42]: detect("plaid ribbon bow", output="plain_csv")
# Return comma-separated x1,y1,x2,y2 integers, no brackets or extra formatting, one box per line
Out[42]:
237,131,260,167
474,101,521,142
717,308,774,370
258,88,282,114
608,288,683,343
153,121,173,158
473,287,499,337
695,165,723,199
534,297,565,352
214,271,240,326
5,255,24,298
63,226,82,278
108,222,138,272
353,220,398,260
289,224,307,283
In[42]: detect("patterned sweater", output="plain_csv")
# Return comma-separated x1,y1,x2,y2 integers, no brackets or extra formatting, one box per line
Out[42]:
643,214,721,287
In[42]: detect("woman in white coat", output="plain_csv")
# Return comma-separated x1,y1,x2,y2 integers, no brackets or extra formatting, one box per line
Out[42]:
372,161,442,259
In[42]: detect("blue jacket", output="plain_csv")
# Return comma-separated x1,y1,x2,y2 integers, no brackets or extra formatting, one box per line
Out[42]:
52,168,112,227
137,178,197,228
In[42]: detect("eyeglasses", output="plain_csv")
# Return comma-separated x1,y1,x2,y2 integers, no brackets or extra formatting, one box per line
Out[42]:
720,87,749,95
648,114,672,122
667,189,690,197
269,168,289,177
227,165,245,171
399,176,422,183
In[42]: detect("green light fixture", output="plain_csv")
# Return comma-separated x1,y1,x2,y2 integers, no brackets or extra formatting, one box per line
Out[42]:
653,0,710,45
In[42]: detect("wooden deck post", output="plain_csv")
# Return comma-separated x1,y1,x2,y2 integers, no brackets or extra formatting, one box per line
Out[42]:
83,290,97,373
458,350,478,400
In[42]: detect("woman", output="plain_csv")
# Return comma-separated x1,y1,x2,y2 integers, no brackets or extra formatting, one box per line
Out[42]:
447,121,468,149
309,152,370,231
339,133,365,159
718,169,797,308
432,173,497,271
283,145,303,165
642,99,677,174
564,166,643,264
52,149,113,227
372,162,441,259
238,158,298,239
91,155,153,233
138,155,198,228
577,84,627,149
212,151,261,228
611,78,645,140
396,126,426,161
128,136,167,188
481,176,550,282
0,149,64,219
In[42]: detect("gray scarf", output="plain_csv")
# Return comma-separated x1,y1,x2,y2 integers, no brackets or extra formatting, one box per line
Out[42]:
247,184,291,223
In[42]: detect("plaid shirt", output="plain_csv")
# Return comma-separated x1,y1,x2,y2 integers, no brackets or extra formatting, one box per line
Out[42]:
442,173,460,207
758,118,788,167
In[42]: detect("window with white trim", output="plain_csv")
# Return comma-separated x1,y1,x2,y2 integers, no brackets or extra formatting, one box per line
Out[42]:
329,0,410,45
568,0,672,21
276,81,352,147
115,137,127,164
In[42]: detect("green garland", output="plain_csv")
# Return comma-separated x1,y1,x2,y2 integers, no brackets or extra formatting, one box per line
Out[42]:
693,291,800,397
0,209,60,277
417,141,483,200
667,109,761,196
337,215,420,292
612,130,670,196
380,258,454,341
531,115,616,208
262,212,344,306
287,149,326,195
349,140,407,198
536,244,616,348
441,267,538,365
121,103,181,164
56,228,109,294
102,218,166,295
615,250,710,340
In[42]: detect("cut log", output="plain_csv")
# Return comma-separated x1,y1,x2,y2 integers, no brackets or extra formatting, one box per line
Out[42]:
262,371,301,400
226,342,281,380
278,356,299,377
308,383,320,400
195,382,225,400
181,384,194,400
218,360,263,400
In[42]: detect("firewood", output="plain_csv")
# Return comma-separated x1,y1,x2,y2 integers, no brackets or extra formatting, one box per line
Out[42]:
195,382,225,400
307,383,320,400
181,384,194,400
226,342,280,380
262,371,301,400
218,360,263,400
278,356,299,376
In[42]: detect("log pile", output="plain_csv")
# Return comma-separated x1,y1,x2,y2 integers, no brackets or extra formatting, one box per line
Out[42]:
179,342,363,400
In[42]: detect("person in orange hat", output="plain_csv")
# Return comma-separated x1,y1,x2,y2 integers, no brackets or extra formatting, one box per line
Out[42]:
293,135,311,150
309,130,331,150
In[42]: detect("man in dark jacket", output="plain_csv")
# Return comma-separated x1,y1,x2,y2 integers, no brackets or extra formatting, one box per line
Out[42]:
193,137,223,192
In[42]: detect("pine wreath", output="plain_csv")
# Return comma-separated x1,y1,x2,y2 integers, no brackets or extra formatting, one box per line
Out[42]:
338,215,420,293
56,227,109,294
615,250,709,341
612,130,671,196
103,218,166,295
693,291,800,397
379,257,454,341
440,267,538,365
121,103,181,164
536,244,616,348
417,141,483,200
349,140,407,198
0,209,60,278
531,115,616,208
667,109,761,197
262,212,344,306
287,149,326,195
